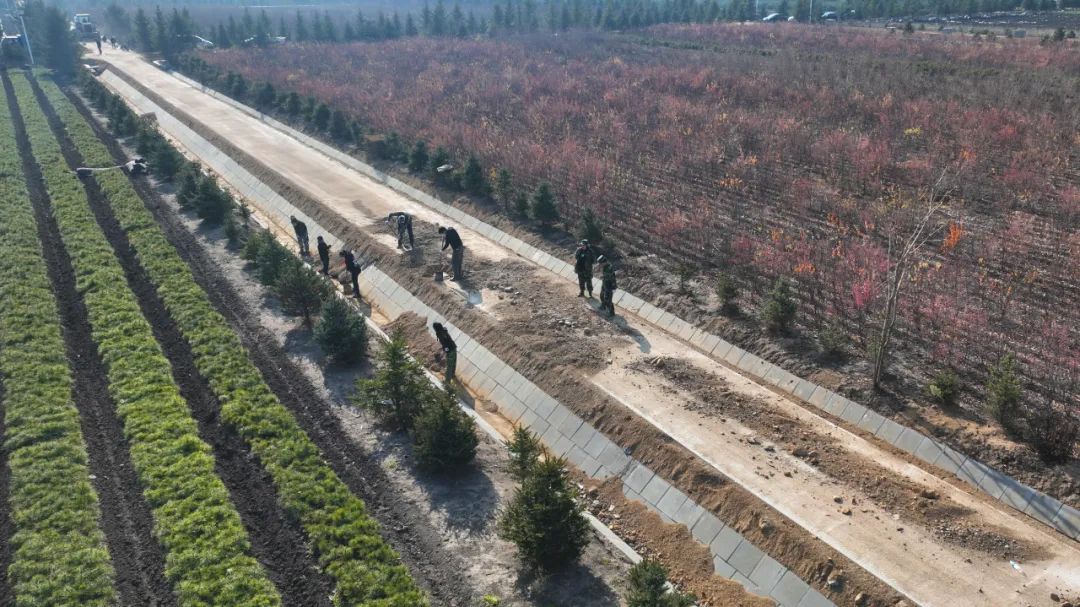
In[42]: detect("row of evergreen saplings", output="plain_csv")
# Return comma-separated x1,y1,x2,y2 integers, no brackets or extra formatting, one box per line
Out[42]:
0,83,116,607
10,71,281,606
55,74,425,605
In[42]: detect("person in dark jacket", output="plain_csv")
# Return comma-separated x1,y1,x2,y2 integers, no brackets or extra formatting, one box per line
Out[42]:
290,215,310,255
438,226,464,281
386,212,415,249
432,322,457,382
339,249,361,298
573,239,596,298
316,236,331,275
598,255,617,316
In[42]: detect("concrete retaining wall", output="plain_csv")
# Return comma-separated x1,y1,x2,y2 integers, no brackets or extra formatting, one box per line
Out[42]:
163,70,1080,544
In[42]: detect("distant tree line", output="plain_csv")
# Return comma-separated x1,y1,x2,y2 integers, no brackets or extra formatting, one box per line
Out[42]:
157,0,1075,49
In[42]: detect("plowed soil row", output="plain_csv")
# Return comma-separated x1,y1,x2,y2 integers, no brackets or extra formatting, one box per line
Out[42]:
2,72,175,607
63,83,478,606
28,75,332,606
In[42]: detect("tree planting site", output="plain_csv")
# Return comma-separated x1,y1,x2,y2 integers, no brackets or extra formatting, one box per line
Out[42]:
0,3,1077,607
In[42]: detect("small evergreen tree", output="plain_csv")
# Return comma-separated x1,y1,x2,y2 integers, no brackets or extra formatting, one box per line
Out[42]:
314,296,368,362
353,329,430,428
312,103,331,131
413,386,478,472
193,176,234,224
254,82,276,109
986,354,1021,431
927,369,960,409
578,208,604,244
505,426,543,482
759,278,797,333
514,192,530,217
231,74,248,100
626,559,696,607
283,91,302,117
531,182,559,226
715,274,739,313
274,259,329,327
255,236,292,285
330,109,351,142
408,140,429,173
495,168,514,212
499,457,590,571
462,154,489,196
176,166,201,210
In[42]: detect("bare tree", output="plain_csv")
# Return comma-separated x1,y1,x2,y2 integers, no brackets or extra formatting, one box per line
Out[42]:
871,171,958,390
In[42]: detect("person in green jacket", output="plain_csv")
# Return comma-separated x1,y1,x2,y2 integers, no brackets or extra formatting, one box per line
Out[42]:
598,255,617,316
574,239,596,297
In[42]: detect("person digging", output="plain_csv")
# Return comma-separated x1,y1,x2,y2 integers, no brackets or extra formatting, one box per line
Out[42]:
339,248,362,298
438,226,464,281
598,255,617,316
386,212,415,250
433,322,457,384
574,239,596,297
316,235,331,275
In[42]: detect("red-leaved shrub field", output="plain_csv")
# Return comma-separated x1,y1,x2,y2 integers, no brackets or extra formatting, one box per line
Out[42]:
200,25,1078,418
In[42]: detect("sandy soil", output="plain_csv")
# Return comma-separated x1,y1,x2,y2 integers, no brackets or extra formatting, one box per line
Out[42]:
94,47,1080,607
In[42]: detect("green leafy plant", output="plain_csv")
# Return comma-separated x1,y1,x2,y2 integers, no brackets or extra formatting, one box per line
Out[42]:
760,278,797,333
274,258,329,327
531,181,560,226
714,274,739,313
413,386,479,472
498,457,590,571
505,425,544,482
986,354,1021,432
626,559,696,607
927,369,960,408
314,296,369,363
818,321,847,358
353,328,430,428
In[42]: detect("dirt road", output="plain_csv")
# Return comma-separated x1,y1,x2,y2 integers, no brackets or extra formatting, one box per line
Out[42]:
95,46,1080,606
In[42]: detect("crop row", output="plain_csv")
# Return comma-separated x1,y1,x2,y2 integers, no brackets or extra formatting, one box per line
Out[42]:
7,72,281,606
44,76,426,604
0,79,115,607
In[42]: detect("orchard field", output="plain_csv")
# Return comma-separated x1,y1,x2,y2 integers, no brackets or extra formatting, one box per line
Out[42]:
195,24,1079,461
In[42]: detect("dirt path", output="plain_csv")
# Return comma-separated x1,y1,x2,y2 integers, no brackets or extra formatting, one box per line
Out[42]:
4,73,177,607
95,48,1080,606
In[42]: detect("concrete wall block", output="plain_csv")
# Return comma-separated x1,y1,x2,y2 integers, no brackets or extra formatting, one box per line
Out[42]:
528,416,551,442
642,304,664,324
533,395,559,420
623,462,656,494
552,434,575,458
955,456,990,488
914,436,946,467
796,587,835,607
656,486,689,521
748,555,786,594
688,329,709,350
893,427,927,455
540,423,564,450
932,445,968,476
998,478,1037,513
723,345,747,366
710,526,745,561
620,294,645,315
770,569,811,607
502,370,528,397
976,466,1011,500
584,431,612,459
711,339,734,360
856,409,886,436
874,417,906,445
1051,504,1080,540
673,499,705,530
597,442,631,475
691,512,724,546
839,401,868,425
807,385,831,408
713,556,736,578
822,393,849,418
557,411,585,438
731,573,762,595
655,311,677,331
728,539,765,577
570,423,599,451
493,363,518,387
1022,492,1063,528
701,333,722,355
640,474,670,505
675,320,697,342
545,403,571,429
474,374,498,398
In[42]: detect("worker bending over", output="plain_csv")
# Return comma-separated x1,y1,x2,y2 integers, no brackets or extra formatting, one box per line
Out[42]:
433,322,457,383
339,248,362,298
386,212,415,250
438,226,464,281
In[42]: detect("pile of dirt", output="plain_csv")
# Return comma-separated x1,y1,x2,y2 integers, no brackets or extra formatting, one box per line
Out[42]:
629,355,1040,562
